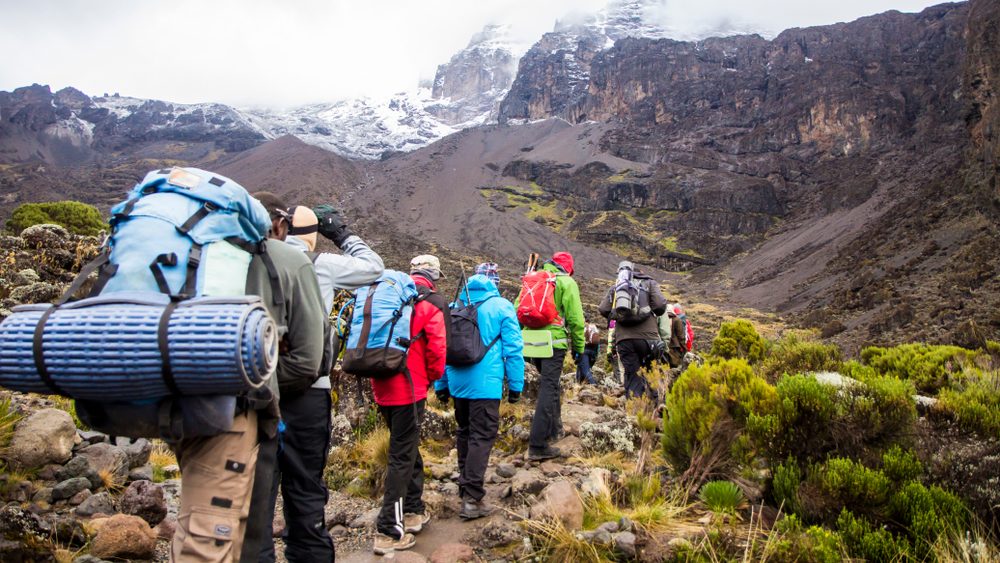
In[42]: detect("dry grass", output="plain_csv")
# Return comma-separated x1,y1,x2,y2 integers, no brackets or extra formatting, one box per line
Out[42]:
149,441,178,483
521,516,616,563
327,427,390,498
931,523,1000,562
0,395,24,458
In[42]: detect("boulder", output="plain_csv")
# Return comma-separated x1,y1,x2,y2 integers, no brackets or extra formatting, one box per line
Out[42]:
529,480,584,530
0,505,51,561
74,491,116,518
579,411,640,455
430,543,478,563
89,514,156,560
119,480,167,526
479,520,521,548
577,387,605,406
13,268,40,285
128,464,154,482
118,438,152,468
330,414,354,448
580,467,612,499
521,362,541,401
69,489,92,505
511,469,547,496
52,477,92,501
420,406,457,442
20,223,70,247
9,282,63,304
5,408,78,469
613,531,638,558
56,456,102,489
154,514,177,541
77,443,129,483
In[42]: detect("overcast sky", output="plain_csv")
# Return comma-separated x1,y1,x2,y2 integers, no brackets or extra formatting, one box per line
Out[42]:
0,0,949,109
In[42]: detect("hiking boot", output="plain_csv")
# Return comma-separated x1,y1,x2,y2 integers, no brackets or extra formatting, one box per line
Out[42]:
373,532,416,555
404,512,431,533
528,445,562,461
459,499,494,520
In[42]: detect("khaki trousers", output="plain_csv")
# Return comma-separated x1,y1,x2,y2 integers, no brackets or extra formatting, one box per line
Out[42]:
172,410,259,562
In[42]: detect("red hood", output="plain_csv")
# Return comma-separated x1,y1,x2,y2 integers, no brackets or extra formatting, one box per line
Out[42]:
551,252,574,276
412,273,437,291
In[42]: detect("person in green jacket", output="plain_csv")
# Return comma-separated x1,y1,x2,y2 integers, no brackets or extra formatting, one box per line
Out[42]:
518,251,585,461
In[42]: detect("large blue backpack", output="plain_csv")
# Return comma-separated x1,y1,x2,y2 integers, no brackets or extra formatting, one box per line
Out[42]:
342,270,418,378
55,167,277,440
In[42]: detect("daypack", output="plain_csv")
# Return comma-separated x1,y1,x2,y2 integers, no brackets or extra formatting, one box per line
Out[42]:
610,262,653,326
342,270,419,378
305,252,338,390
678,309,694,351
516,270,560,328
447,296,500,366
39,167,275,441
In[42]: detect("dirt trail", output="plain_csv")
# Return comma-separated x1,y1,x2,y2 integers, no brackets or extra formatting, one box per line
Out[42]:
337,513,506,562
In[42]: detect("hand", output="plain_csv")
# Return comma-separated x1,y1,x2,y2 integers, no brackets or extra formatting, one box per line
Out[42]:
507,390,521,404
435,388,451,404
313,204,354,247
572,351,583,366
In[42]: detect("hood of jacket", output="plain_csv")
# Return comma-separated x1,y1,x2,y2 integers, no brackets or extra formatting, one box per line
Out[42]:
551,252,574,275
457,274,500,305
412,273,437,291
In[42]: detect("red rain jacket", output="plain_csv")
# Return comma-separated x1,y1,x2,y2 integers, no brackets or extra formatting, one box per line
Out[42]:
371,274,447,406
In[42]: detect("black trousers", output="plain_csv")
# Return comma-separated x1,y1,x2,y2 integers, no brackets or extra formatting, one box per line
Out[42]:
240,431,278,563
528,348,567,449
617,339,657,400
377,399,426,539
453,398,500,502
259,388,335,562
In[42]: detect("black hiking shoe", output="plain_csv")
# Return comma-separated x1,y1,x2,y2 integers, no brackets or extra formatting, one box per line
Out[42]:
459,500,494,520
528,445,562,461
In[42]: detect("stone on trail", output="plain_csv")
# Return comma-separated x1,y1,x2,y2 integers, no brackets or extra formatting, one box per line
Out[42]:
613,531,638,558
77,442,130,483
74,491,116,518
5,408,78,469
119,479,167,526
52,476,92,501
510,468,547,496
529,480,584,530
495,463,517,479
57,455,103,489
430,542,478,563
89,514,157,560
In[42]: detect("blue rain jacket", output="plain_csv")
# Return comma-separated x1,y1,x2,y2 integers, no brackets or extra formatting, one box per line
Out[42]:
436,275,524,399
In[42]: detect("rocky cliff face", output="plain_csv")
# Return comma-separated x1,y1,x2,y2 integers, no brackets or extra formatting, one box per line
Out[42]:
0,85,267,166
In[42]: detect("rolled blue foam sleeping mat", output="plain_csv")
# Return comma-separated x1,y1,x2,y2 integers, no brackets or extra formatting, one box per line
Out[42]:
0,292,278,401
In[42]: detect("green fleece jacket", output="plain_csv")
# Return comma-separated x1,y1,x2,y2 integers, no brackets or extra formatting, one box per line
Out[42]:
516,262,586,354
245,239,325,433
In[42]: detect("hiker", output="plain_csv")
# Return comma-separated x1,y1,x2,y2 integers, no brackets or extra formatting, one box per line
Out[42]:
516,251,585,461
475,261,500,292
369,255,448,555
599,261,668,400
576,318,601,384
252,204,384,562
435,272,524,520
663,303,694,368
222,192,325,563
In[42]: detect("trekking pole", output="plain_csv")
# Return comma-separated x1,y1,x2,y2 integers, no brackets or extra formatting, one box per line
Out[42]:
460,261,472,305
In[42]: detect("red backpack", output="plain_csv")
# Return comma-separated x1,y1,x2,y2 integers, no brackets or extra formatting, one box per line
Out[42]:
516,270,560,328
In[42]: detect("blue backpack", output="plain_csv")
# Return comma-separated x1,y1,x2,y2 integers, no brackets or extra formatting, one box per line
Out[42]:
342,271,419,379
54,167,278,440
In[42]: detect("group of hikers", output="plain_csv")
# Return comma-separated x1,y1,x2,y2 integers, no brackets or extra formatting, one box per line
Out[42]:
221,196,694,559
5,167,692,561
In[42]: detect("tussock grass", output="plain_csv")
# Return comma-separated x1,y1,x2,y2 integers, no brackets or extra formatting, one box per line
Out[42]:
0,396,24,459
569,451,633,473
326,427,390,498
149,441,178,483
521,516,615,563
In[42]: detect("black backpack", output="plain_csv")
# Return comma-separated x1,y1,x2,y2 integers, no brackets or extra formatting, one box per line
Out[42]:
446,296,501,367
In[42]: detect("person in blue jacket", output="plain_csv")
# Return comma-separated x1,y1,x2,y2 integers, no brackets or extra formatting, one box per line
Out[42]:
435,272,524,520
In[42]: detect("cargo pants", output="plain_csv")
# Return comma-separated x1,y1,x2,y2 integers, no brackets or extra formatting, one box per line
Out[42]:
172,409,259,563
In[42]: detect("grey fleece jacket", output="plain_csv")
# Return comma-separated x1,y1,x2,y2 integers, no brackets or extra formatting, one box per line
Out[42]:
598,274,669,343
286,234,385,389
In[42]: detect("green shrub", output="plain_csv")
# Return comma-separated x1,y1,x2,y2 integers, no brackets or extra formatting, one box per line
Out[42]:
759,333,842,382
772,457,802,515
767,515,846,563
750,372,915,463
889,482,968,557
937,370,1000,437
837,509,912,562
6,201,107,237
662,358,777,470
880,446,923,483
709,320,768,364
806,458,893,521
861,343,985,394
698,480,745,515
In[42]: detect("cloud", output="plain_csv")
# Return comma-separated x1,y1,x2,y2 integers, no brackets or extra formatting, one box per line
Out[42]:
0,0,945,108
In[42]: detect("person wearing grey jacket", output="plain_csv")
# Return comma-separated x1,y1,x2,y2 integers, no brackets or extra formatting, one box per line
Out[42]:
598,267,668,400
253,202,384,563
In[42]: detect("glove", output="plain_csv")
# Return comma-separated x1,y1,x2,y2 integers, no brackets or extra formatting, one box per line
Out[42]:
572,351,583,366
507,390,521,404
435,388,451,404
313,204,354,247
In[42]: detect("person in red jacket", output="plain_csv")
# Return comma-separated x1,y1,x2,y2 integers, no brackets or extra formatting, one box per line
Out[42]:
370,255,448,555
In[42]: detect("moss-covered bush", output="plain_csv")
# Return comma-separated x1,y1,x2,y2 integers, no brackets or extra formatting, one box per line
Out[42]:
709,320,768,364
889,482,968,557
661,358,777,471
937,371,1000,437
6,201,107,237
759,333,842,382
767,515,846,563
837,509,912,562
861,343,986,394
805,458,893,521
880,446,923,484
